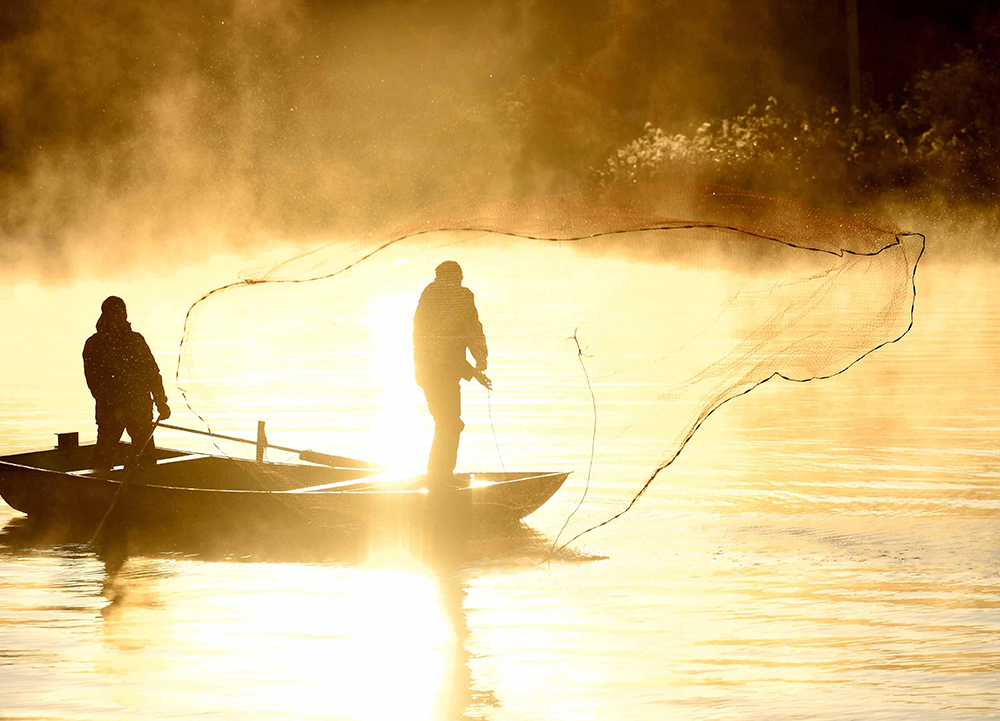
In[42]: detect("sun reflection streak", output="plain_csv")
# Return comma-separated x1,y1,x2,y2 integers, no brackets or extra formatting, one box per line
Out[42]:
98,561,455,721
362,293,430,471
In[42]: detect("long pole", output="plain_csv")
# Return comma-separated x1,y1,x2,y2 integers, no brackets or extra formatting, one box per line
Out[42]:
157,421,380,470
159,421,301,454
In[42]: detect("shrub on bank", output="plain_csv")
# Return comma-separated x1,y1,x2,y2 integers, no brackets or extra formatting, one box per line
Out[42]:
600,29,1000,210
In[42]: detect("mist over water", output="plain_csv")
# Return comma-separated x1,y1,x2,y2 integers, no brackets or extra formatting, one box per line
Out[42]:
3,3,1000,719
1,0,878,276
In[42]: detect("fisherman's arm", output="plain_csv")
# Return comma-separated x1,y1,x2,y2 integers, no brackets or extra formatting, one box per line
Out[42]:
82,339,107,402
464,290,488,372
137,335,171,419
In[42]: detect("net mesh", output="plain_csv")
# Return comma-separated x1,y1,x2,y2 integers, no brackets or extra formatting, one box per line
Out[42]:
175,183,924,542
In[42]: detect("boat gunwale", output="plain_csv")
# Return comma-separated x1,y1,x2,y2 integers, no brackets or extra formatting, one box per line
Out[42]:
0,452,569,497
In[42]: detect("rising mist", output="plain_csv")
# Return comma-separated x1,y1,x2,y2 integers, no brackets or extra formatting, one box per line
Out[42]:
2,0,872,277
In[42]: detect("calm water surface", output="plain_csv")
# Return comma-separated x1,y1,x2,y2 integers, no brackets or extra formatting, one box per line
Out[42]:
1,250,998,720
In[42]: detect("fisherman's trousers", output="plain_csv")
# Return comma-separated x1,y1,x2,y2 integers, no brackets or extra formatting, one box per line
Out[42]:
421,374,465,483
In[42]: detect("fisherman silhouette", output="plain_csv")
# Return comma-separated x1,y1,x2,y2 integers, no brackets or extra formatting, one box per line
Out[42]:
83,296,170,473
413,261,490,489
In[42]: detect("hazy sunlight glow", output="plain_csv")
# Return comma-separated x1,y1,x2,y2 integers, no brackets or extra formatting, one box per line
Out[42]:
363,293,430,470
104,562,453,721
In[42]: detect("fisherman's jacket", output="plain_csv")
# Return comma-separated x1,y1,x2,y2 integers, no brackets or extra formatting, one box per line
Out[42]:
413,280,488,387
83,315,167,422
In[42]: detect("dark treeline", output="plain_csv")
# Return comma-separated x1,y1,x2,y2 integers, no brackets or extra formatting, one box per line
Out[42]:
599,11,1000,214
0,0,996,272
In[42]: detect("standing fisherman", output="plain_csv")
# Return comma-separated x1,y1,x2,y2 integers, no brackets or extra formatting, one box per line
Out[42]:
413,261,489,489
83,296,170,473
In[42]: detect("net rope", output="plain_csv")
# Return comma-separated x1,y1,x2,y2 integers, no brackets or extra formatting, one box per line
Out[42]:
174,182,924,542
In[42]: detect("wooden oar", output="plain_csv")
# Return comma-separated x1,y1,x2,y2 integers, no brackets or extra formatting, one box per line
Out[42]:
157,422,382,470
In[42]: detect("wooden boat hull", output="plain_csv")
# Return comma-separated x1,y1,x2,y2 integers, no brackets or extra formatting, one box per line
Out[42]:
0,442,568,534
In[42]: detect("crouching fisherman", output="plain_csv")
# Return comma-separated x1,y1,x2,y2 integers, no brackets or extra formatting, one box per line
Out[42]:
83,296,170,473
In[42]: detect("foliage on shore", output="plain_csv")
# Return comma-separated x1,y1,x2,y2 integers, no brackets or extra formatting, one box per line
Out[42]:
599,22,1000,212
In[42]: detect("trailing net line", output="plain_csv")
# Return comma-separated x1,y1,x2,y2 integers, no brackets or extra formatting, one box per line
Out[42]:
550,231,925,553
549,330,598,557
171,184,925,544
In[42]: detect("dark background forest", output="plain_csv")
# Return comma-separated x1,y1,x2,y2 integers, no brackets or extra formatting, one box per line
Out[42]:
2,0,997,271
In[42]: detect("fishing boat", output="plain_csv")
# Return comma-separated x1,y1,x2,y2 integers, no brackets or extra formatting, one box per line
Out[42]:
0,430,568,534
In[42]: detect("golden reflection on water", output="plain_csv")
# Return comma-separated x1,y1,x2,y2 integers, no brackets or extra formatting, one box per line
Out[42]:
101,561,451,720
2,249,1000,719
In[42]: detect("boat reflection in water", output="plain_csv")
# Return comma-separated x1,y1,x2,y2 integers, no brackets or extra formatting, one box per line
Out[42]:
0,503,582,721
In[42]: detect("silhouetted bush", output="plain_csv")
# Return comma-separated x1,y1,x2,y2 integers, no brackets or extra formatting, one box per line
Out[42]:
600,19,1000,210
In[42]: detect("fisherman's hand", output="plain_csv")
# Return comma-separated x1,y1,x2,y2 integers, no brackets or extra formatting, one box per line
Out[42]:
471,368,492,390
156,402,171,421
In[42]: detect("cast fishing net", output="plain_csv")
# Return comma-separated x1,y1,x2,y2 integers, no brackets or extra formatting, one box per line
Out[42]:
175,183,923,545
